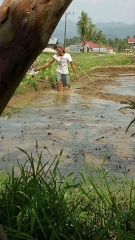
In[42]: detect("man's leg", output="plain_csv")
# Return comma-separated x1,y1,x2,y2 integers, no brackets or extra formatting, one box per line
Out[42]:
65,74,70,88
62,75,66,87
56,72,62,91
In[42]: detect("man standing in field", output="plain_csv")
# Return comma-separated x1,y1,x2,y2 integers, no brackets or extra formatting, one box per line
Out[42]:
35,44,80,91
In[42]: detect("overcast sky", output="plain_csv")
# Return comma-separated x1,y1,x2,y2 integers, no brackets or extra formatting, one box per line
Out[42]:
0,0,135,24
62,0,135,24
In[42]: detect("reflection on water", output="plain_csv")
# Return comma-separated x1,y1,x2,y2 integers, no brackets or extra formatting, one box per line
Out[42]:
55,92,70,104
105,76,135,96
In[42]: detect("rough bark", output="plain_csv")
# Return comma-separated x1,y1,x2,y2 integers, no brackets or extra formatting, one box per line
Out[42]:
0,0,72,115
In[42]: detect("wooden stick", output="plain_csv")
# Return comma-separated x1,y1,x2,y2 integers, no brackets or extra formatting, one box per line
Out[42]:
79,66,96,86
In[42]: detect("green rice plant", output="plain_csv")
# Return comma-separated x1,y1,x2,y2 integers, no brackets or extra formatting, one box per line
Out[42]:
0,148,82,239
22,75,38,90
119,100,135,136
15,75,38,94
15,52,134,94
0,149,135,239
0,170,8,191
35,53,56,83
15,82,26,94
117,59,134,65
36,52,134,82
77,161,135,240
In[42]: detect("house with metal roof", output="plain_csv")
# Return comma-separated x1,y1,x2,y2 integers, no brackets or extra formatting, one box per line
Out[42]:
128,38,135,50
128,38,135,44
42,37,58,52
79,41,113,53
69,45,83,52
69,41,114,53
79,41,100,52
106,46,114,53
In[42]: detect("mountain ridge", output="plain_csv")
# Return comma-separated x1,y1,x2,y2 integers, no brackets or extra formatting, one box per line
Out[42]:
52,20,135,43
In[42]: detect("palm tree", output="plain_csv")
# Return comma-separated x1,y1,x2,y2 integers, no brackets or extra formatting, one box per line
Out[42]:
114,38,119,52
77,11,97,42
95,30,107,53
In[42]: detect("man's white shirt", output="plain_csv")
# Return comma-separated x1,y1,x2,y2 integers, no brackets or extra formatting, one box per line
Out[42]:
53,53,72,74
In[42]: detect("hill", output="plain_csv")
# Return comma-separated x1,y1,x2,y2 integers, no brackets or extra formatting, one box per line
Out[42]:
96,22,135,39
96,22,129,28
52,20,135,43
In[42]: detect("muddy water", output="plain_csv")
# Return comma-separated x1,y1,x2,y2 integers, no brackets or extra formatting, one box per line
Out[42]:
0,77,135,178
105,75,135,96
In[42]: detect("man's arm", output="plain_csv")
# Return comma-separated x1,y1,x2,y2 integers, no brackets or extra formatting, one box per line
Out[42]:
70,62,80,80
35,58,55,71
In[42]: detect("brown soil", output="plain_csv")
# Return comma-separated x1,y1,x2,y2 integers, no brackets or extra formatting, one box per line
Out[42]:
3,66,135,115
76,66,135,103
3,81,52,115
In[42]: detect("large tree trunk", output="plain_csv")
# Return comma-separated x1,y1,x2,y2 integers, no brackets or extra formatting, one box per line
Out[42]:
0,0,72,115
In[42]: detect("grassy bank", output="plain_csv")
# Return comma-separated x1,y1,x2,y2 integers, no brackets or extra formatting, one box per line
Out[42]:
0,149,135,240
16,52,134,94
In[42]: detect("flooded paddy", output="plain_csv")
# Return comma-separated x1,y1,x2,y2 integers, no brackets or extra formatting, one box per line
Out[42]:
105,75,135,96
0,71,135,178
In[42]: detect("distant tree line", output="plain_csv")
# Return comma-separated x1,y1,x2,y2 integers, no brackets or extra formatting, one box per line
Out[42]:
65,11,134,52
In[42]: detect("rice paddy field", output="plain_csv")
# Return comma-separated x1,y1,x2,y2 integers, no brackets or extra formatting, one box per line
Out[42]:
0,52,135,240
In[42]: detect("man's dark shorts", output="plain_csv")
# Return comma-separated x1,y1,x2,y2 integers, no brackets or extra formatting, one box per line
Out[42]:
56,72,70,87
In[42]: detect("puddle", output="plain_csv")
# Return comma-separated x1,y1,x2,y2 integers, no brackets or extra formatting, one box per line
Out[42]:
105,75,135,96
0,77,135,178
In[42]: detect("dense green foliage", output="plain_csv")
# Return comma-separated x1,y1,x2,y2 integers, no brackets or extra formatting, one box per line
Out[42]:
65,11,134,52
65,36,81,47
65,34,133,52
0,149,135,239
16,52,134,94
107,36,132,52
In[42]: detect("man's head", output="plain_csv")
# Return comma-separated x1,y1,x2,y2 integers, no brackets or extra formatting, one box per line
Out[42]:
56,44,65,55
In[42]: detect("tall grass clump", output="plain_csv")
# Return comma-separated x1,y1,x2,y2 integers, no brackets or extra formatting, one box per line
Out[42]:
0,149,135,239
119,100,135,137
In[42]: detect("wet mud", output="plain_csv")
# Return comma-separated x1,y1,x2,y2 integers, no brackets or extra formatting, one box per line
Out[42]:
0,67,135,178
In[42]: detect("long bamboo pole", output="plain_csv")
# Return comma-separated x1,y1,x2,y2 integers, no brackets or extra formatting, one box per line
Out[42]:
79,66,96,86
